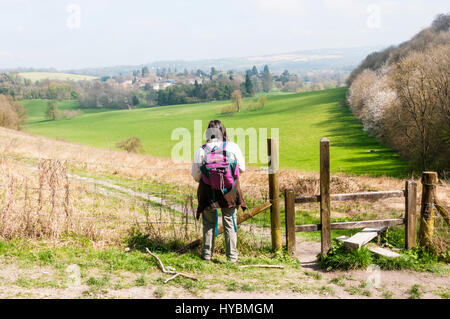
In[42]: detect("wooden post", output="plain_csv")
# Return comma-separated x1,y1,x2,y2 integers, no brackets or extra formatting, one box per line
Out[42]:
405,180,417,250
268,138,281,251
320,138,331,255
284,188,296,256
419,172,438,249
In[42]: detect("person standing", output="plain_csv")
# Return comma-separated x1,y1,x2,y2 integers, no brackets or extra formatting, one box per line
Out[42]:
191,120,246,263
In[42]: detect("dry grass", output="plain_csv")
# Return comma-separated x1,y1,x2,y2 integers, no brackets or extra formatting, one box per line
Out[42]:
0,154,203,249
0,126,448,251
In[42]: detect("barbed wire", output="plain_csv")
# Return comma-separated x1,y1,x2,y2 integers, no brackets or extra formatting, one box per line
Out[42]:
0,182,172,197
1,154,191,171
0,153,271,185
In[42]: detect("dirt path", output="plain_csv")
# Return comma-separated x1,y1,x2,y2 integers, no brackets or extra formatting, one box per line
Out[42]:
0,240,447,299
295,241,449,299
2,159,447,299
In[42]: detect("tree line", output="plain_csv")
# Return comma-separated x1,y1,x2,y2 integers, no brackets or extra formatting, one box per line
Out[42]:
347,14,450,173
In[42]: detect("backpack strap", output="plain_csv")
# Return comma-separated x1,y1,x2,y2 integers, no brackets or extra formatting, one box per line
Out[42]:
211,190,220,236
231,183,237,233
202,144,212,154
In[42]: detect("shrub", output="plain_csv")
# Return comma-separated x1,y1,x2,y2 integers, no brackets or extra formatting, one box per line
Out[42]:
258,96,267,109
63,109,82,119
46,100,61,120
317,242,373,271
217,104,238,115
0,94,27,129
115,136,145,154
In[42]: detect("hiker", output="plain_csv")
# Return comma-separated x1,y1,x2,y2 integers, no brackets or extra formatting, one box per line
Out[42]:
191,120,247,263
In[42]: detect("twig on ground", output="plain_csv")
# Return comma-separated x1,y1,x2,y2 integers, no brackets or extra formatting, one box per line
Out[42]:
239,264,284,269
145,247,198,283
164,273,180,284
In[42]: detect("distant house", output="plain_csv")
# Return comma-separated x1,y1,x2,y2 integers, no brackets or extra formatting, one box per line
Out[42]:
120,80,133,88
135,77,153,89
150,79,177,91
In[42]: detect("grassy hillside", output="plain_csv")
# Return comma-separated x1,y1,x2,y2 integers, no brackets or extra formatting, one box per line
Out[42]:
22,88,406,176
18,72,97,82
21,99,109,124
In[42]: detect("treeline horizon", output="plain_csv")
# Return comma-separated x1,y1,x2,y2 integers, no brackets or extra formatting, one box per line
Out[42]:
347,13,449,174
0,64,346,109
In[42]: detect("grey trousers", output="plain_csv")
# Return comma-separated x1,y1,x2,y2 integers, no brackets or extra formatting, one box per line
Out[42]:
201,206,238,262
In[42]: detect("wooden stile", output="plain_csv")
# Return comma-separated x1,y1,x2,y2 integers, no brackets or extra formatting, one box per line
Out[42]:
419,172,438,249
342,227,386,249
294,190,404,204
405,180,417,250
319,138,331,255
284,188,296,256
295,218,405,232
268,138,282,251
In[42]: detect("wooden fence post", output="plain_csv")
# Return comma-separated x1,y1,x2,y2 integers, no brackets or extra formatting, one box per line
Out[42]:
405,180,417,250
284,188,296,256
320,138,331,255
419,172,438,249
268,138,281,252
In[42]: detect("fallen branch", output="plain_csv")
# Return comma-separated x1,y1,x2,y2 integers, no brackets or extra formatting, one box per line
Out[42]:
146,248,198,283
239,264,284,269
163,273,180,284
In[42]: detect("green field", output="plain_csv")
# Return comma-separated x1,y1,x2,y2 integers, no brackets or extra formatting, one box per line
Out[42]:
21,100,111,124
22,88,406,176
18,72,97,82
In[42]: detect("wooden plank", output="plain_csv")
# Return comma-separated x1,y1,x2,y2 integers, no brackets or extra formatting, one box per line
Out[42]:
335,235,350,242
343,227,386,249
284,188,296,256
330,190,405,201
295,195,320,203
367,244,401,258
320,138,331,255
268,138,281,251
294,190,405,204
295,218,405,232
405,180,417,250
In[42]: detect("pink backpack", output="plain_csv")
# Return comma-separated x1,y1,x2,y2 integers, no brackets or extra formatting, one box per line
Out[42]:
200,141,239,235
200,141,239,193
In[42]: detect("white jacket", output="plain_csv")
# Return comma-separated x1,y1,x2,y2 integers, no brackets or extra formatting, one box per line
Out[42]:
191,138,245,182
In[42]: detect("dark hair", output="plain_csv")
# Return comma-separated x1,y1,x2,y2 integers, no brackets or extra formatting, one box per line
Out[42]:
206,120,227,142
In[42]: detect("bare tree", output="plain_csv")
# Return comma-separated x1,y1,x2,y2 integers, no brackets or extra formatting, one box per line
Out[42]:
387,45,450,170
231,90,243,113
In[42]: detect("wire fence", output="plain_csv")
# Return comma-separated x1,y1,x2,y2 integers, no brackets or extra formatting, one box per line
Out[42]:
0,153,273,251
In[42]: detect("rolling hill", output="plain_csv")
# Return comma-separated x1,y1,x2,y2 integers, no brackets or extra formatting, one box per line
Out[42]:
17,72,98,82
21,87,406,176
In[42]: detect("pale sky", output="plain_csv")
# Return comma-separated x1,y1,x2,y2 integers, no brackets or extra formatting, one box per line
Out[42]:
0,0,448,70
